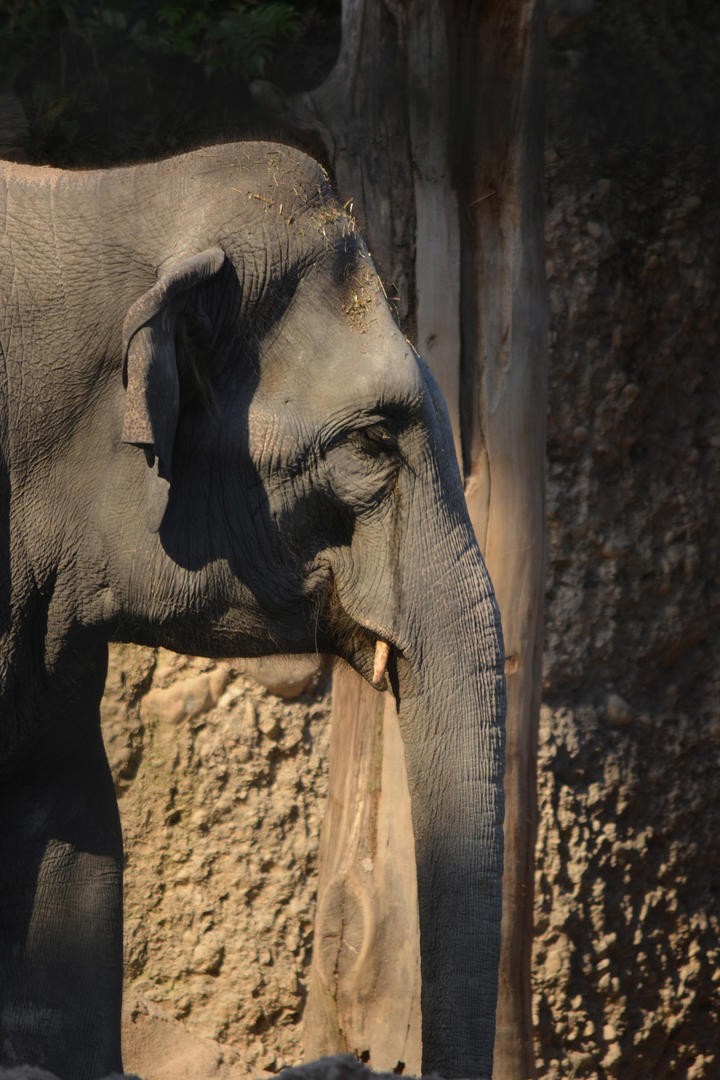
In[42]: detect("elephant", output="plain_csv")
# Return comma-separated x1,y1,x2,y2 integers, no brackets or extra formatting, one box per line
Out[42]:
0,142,505,1080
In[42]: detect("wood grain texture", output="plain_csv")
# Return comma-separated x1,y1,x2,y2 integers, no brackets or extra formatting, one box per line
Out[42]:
304,673,421,1075
449,7,547,1076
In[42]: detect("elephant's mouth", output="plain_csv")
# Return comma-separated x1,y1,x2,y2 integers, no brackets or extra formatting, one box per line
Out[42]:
334,626,395,693
315,582,398,693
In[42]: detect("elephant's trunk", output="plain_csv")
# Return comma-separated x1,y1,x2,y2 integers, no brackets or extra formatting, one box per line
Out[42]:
395,506,506,1079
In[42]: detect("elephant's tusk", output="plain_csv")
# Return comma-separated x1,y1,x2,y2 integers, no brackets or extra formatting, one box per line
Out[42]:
373,639,391,685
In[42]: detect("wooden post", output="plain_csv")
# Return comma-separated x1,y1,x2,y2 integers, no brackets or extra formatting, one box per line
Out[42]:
256,4,546,1075
446,8,547,1076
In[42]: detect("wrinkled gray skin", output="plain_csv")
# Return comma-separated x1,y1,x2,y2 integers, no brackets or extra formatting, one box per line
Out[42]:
0,143,505,1080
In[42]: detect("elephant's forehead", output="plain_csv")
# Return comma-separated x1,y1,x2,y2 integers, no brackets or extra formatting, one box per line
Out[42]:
244,220,420,394
248,327,424,453
210,169,349,263
313,340,423,409
258,269,422,404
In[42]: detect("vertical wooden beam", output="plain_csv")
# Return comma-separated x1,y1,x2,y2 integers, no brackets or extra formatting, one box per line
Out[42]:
407,3,463,462
449,5,547,1077
304,675,421,1074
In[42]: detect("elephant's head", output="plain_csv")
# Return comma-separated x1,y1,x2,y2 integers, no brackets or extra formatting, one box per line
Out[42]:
100,144,505,1078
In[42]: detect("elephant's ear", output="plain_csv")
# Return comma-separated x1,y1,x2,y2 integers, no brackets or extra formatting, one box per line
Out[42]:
121,247,225,532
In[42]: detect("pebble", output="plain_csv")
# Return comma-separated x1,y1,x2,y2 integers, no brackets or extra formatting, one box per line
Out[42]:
191,938,225,975
259,712,282,739
607,693,632,726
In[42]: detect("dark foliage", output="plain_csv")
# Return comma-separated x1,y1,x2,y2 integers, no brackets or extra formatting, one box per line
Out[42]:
1,0,340,164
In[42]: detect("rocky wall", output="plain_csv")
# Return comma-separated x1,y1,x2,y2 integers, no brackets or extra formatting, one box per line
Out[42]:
533,3,720,1075
534,145,719,1078
101,648,332,1077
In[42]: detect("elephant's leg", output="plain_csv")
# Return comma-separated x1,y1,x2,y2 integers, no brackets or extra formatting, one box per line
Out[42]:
0,723,123,1079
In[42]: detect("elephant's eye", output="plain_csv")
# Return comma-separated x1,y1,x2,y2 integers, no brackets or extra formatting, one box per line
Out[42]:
358,422,398,455
323,420,401,512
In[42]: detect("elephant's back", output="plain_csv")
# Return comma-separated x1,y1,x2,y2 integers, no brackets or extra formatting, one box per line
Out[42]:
0,140,326,197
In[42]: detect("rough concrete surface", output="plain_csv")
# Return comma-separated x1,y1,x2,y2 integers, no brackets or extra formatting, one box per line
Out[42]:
532,5,720,1075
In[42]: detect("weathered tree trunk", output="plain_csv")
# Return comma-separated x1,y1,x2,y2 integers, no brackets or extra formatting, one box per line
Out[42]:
447,11,546,1077
255,3,546,1077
